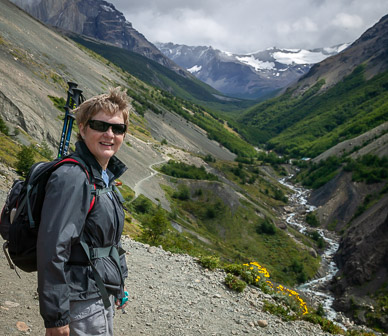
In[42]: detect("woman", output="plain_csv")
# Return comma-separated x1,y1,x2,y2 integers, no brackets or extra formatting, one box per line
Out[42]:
37,87,130,336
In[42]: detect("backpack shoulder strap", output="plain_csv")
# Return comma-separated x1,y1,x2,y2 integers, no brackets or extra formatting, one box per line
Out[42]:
54,156,98,214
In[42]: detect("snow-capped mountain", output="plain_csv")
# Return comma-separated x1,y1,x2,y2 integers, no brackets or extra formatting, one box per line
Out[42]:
156,43,349,99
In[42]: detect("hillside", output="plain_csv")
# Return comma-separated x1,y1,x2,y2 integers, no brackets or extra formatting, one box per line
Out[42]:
237,14,388,158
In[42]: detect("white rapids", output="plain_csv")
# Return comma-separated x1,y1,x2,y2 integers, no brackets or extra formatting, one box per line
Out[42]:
279,176,346,326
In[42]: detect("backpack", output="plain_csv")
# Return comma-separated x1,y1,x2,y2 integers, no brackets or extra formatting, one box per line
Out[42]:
0,155,126,308
0,155,99,273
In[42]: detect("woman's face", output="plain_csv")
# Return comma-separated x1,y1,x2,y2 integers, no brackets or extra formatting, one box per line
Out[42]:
79,110,125,169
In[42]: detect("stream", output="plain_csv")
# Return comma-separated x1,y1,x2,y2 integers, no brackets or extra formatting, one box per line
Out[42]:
279,176,345,326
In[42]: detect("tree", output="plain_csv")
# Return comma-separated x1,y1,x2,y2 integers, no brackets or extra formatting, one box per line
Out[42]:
256,217,276,235
0,117,9,135
142,205,169,244
38,140,54,160
16,145,35,177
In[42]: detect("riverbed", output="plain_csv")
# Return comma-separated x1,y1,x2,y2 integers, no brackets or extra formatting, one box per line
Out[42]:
279,176,346,326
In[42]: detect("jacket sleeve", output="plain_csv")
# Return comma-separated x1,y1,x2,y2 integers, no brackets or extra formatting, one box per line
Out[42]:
37,164,91,328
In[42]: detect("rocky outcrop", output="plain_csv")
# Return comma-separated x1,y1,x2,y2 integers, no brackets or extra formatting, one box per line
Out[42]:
330,199,388,331
309,169,388,331
313,122,388,163
309,171,385,231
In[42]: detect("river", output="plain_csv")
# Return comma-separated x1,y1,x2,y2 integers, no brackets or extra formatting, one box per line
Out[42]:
279,176,345,326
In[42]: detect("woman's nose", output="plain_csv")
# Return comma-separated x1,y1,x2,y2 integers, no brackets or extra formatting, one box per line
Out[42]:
104,126,115,136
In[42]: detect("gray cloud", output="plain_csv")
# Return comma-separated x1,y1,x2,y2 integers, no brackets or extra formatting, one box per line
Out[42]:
109,0,388,53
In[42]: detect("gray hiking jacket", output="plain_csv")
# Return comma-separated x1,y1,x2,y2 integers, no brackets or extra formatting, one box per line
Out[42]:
37,141,128,328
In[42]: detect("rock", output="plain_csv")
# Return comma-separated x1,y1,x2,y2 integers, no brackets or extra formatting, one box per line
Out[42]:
4,301,20,308
16,321,30,332
257,320,268,328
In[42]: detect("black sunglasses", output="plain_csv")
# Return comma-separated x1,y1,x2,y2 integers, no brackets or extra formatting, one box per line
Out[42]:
88,120,127,135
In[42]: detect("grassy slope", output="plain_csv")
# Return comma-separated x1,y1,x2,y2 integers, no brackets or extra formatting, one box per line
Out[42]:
238,66,388,157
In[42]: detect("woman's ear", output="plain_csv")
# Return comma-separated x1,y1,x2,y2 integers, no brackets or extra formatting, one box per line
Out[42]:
79,123,86,139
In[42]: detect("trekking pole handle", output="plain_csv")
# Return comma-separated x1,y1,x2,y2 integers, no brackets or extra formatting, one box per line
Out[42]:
58,82,79,158
62,88,83,156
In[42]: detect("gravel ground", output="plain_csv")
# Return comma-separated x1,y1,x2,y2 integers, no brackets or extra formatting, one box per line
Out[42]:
0,236,340,336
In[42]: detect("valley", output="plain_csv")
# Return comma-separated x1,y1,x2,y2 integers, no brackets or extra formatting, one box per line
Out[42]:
0,0,387,334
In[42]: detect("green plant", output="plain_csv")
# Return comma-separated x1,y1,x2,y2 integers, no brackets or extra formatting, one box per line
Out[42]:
263,300,296,321
37,140,54,160
256,217,276,235
131,195,153,214
303,313,344,334
141,205,169,244
225,273,246,292
306,212,320,227
160,160,218,181
16,145,35,177
173,184,190,200
198,255,220,270
0,117,9,135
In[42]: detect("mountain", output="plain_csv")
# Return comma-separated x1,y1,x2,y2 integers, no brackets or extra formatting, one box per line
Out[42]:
238,14,388,157
67,33,255,113
9,0,256,112
156,42,347,100
9,0,183,75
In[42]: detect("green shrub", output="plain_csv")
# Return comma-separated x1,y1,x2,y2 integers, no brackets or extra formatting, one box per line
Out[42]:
160,160,218,180
263,300,296,321
225,273,247,292
16,145,35,177
131,195,153,214
140,205,169,244
256,217,276,235
303,313,344,334
37,140,54,160
306,212,320,227
173,184,190,200
0,117,9,135
198,255,220,270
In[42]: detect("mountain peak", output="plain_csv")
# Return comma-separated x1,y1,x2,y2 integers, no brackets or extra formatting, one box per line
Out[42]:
156,42,344,99
10,0,183,74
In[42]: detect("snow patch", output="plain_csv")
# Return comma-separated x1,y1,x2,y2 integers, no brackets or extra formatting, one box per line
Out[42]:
236,56,275,71
188,65,202,73
273,50,329,65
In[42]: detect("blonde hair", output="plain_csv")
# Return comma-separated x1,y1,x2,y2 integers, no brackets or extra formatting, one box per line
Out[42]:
74,87,130,140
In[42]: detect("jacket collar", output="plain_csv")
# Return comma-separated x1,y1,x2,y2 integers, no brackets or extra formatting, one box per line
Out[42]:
74,141,127,182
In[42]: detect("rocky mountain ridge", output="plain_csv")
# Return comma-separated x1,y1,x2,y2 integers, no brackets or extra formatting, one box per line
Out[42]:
9,0,186,76
291,13,388,95
156,42,347,99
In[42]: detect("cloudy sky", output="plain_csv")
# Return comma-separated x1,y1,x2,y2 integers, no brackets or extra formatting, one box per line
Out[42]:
108,0,387,54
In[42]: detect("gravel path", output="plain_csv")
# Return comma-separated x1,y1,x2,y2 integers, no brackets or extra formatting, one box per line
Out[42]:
0,237,339,336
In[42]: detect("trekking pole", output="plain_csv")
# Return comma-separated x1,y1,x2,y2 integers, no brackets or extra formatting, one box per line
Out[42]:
58,82,78,158
62,87,84,157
